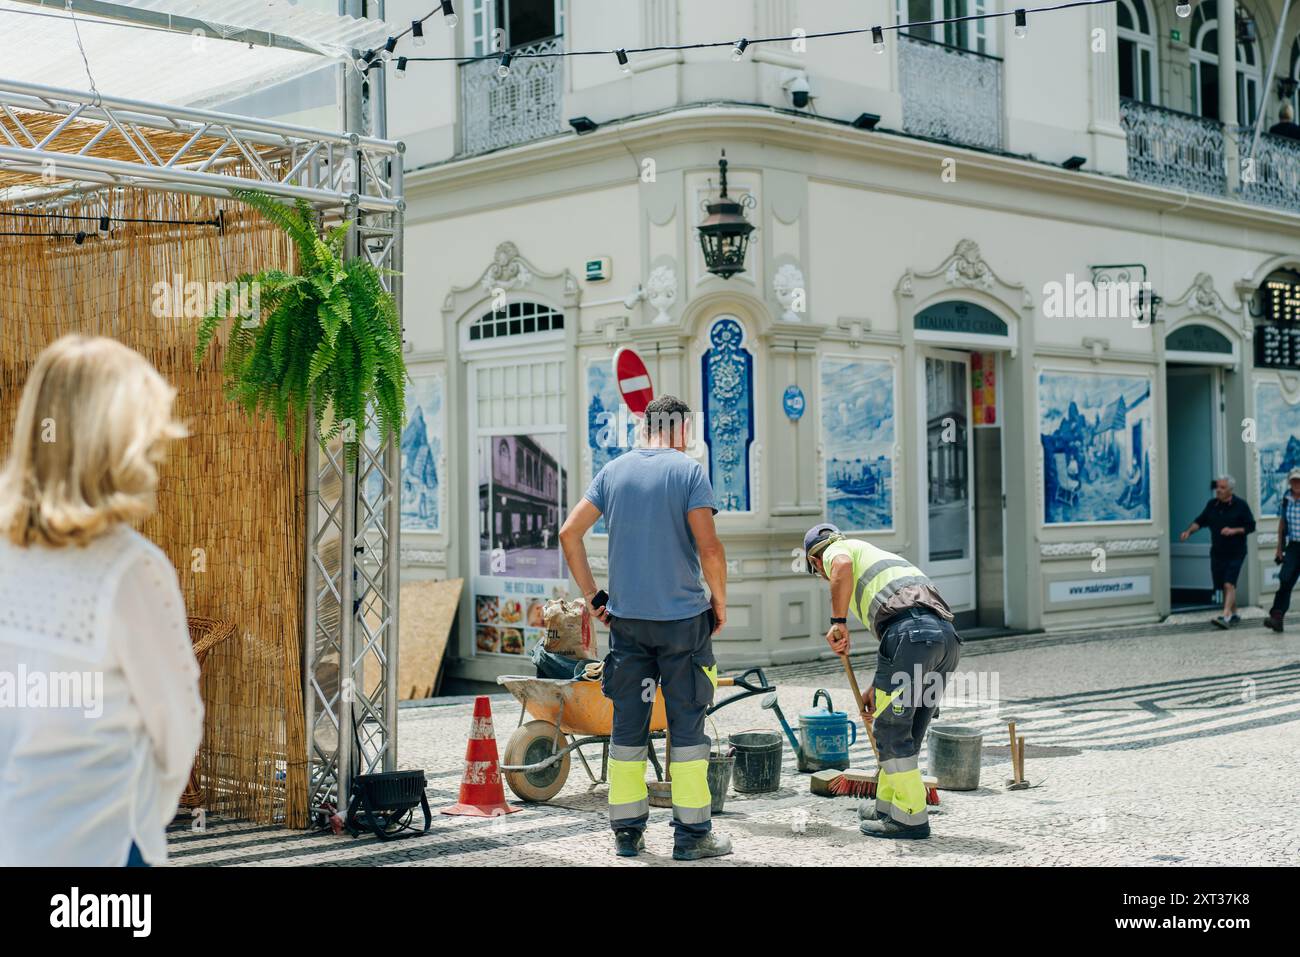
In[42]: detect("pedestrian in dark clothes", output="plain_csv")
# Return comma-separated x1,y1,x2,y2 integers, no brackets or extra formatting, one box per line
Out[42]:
1268,102,1300,140
1266,468,1300,632
1179,474,1255,628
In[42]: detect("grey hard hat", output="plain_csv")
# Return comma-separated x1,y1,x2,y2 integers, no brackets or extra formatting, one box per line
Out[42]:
802,522,841,574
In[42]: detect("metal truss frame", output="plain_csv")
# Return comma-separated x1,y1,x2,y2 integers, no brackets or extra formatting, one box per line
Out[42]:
0,76,400,213
303,162,405,820
0,74,405,825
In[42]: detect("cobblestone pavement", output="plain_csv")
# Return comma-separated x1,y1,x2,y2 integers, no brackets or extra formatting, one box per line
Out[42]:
170,615,1300,866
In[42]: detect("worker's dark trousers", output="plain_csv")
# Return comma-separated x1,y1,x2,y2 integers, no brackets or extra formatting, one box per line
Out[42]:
602,610,717,844
1270,541,1300,618
872,609,962,828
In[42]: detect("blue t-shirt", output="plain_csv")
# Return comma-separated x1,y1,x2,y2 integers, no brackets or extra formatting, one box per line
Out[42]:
584,448,717,621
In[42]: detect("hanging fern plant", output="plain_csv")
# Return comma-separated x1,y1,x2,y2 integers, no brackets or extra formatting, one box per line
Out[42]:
195,188,405,464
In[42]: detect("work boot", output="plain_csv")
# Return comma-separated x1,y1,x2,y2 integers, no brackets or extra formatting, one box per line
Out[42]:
858,800,881,821
1264,614,1284,633
672,832,733,861
860,816,930,840
613,829,644,858
1229,614,1241,627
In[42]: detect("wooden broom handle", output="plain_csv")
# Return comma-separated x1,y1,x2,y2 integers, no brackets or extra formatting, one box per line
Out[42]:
840,654,880,763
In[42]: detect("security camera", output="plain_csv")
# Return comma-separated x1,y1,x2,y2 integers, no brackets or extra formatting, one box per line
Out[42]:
782,71,811,109
623,286,645,310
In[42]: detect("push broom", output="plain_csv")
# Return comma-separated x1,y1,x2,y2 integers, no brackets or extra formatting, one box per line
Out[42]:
828,653,940,806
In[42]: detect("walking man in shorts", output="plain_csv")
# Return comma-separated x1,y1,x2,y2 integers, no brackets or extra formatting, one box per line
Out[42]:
1179,474,1255,628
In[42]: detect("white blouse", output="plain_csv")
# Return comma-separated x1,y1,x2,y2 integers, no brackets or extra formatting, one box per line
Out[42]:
0,524,203,866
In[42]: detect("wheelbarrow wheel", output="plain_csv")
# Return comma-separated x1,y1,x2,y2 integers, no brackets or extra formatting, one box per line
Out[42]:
503,720,571,802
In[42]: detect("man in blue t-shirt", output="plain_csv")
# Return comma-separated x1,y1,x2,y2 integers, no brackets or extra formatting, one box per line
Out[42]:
559,394,731,862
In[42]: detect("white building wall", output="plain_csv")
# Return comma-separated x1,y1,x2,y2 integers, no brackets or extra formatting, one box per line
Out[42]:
381,0,1300,686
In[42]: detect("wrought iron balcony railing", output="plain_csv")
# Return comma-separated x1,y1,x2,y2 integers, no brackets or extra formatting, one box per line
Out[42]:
1120,97,1226,197
897,34,1003,152
459,36,565,155
1238,128,1300,214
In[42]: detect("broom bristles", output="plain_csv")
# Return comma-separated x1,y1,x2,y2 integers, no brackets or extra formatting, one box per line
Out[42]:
825,773,941,805
827,773,877,797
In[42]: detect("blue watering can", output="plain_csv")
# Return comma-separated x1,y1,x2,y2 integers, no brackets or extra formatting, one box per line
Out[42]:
763,689,857,773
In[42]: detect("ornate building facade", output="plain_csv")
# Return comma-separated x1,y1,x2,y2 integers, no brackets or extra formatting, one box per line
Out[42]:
381,0,1300,685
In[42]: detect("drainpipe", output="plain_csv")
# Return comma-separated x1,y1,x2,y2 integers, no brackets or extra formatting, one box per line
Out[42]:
1218,0,1240,192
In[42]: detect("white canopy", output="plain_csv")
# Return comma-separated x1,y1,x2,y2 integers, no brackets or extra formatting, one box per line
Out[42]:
0,0,389,107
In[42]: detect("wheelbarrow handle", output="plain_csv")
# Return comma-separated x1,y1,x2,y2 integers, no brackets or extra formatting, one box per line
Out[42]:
717,667,771,693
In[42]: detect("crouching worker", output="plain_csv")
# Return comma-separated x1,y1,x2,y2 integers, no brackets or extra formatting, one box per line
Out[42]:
803,523,962,840
560,395,732,861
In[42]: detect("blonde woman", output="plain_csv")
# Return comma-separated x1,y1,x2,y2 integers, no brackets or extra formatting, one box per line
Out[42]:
0,336,202,866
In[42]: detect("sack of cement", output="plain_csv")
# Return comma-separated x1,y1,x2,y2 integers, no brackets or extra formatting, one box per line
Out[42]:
542,597,593,657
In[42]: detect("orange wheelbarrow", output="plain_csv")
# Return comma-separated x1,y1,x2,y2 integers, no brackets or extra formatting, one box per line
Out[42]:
495,675,668,802
495,668,775,803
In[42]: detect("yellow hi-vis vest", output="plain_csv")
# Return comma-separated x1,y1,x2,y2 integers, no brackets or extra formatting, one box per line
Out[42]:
820,538,932,635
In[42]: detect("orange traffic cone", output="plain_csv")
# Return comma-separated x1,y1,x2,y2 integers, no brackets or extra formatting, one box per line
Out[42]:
441,695,520,817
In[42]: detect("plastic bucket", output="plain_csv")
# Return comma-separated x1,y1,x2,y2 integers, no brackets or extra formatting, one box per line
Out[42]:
707,754,735,812
729,730,784,793
927,725,983,791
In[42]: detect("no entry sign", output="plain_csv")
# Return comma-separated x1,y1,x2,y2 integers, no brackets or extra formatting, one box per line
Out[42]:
614,347,654,415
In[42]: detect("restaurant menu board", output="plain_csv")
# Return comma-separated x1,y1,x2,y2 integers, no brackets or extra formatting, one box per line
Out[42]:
1254,275,1300,370
474,578,555,657
971,352,997,426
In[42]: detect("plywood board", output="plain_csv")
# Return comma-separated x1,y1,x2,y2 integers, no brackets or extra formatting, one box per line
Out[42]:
399,578,463,700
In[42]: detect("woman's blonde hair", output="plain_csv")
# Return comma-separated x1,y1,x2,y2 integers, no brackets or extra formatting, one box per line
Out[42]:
0,335,186,547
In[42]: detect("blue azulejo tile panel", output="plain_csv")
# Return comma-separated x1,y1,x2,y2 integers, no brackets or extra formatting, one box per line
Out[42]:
702,317,754,513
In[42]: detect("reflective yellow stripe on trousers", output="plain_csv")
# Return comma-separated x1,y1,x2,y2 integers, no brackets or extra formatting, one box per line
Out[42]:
670,662,718,824
608,744,649,823
875,756,928,826
670,743,711,824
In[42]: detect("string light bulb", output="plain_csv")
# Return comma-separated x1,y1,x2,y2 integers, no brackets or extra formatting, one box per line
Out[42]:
396,56,408,78
732,38,749,61
380,36,397,61
497,52,513,77
872,25,885,54
441,0,458,28
411,20,426,47
616,48,630,74
1176,1,1192,16
1014,8,1028,38
355,50,375,72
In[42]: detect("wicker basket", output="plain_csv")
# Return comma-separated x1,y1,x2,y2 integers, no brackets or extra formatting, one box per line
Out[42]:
181,616,236,807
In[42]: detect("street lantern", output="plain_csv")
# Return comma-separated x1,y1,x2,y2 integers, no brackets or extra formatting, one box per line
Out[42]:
697,150,755,279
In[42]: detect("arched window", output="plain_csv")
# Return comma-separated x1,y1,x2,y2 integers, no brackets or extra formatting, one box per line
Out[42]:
701,316,755,513
467,300,564,342
1117,0,1158,103
1189,1,1263,125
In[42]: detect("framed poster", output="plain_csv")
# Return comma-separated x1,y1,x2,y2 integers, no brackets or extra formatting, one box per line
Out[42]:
1255,380,1300,518
1039,369,1154,525
586,358,637,534
820,355,896,532
401,373,445,533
